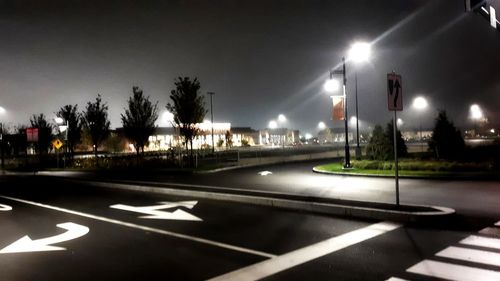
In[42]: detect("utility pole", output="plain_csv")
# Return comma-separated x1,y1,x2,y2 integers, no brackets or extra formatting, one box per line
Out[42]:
342,57,351,168
207,92,215,154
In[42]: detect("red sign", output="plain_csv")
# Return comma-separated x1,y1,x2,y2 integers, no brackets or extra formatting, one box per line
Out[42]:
332,96,345,121
26,128,39,142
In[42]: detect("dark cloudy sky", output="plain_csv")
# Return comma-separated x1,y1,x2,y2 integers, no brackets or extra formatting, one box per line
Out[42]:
0,0,498,133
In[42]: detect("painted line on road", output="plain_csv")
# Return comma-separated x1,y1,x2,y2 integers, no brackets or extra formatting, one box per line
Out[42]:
407,260,500,281
0,195,276,259
436,246,500,267
480,227,500,238
207,221,401,281
460,235,500,250
496,221,500,227
385,278,409,281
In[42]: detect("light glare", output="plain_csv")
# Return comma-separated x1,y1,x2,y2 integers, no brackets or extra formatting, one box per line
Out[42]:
323,79,339,93
318,121,326,130
470,104,483,120
0,106,5,115
413,96,428,110
269,120,277,129
278,114,286,123
348,42,371,63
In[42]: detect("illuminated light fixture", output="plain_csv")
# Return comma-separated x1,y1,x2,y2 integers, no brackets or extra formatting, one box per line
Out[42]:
470,104,483,120
349,116,357,126
0,106,6,115
323,79,340,93
305,133,312,139
412,96,428,110
348,42,372,63
397,118,404,126
278,114,286,123
162,111,174,123
318,121,326,130
268,120,277,129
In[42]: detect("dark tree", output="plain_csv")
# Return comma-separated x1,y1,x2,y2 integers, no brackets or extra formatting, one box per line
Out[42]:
29,113,53,155
366,125,392,160
81,95,111,159
166,77,207,165
366,120,407,160
385,119,407,158
56,104,82,158
121,86,159,157
428,110,465,159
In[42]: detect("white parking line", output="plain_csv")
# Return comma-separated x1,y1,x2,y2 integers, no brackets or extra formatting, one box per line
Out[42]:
407,260,500,281
0,195,276,259
495,221,500,227
479,227,500,238
460,235,500,250
436,246,500,267
207,221,401,281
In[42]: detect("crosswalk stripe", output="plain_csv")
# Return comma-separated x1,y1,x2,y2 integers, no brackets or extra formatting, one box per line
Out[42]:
460,235,500,250
436,246,500,267
386,277,409,281
207,221,401,281
407,260,500,281
479,227,500,238
495,221,500,227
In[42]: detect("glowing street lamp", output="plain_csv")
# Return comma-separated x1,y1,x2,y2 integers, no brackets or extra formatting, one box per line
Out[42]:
412,96,428,151
470,104,484,137
268,120,277,129
323,78,340,93
318,121,326,130
348,42,371,159
278,114,286,123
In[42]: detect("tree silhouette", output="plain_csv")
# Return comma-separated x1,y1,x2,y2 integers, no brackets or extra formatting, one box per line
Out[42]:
29,113,53,157
366,120,407,160
428,110,465,159
56,104,82,159
81,95,110,160
121,86,159,157
166,77,207,166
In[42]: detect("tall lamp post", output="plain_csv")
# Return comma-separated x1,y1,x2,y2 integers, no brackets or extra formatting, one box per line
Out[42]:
0,106,6,170
412,96,428,152
55,117,69,168
348,42,371,159
207,92,215,154
324,57,351,168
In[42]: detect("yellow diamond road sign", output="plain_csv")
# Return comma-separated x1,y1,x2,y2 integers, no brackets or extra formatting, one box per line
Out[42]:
52,139,64,150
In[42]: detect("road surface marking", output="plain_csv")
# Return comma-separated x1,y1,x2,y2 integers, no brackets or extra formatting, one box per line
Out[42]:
207,221,401,281
480,227,500,238
385,278,409,281
460,235,500,250
436,246,500,267
110,201,202,221
407,260,500,281
257,171,272,176
0,222,89,254
495,221,500,226
0,203,12,211
0,195,276,259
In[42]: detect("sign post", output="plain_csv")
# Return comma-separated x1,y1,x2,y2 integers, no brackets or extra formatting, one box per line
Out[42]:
387,72,403,206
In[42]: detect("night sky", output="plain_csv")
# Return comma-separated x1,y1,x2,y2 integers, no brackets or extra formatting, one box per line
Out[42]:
0,0,498,134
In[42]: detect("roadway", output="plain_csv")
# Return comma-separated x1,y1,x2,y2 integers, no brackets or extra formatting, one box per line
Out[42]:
0,160,499,280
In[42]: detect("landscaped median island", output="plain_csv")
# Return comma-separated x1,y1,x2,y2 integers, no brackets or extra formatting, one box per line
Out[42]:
313,159,500,179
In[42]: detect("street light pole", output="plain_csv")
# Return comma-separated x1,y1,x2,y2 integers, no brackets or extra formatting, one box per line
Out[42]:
342,57,351,168
207,92,215,154
0,122,4,170
354,69,361,159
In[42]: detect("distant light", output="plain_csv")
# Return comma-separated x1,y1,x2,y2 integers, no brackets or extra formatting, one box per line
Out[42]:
318,121,326,130
162,111,174,123
397,118,404,126
54,117,64,124
269,120,277,129
323,79,340,93
413,96,428,110
305,133,312,139
490,129,495,133
348,42,371,63
0,106,5,115
470,104,483,120
278,114,287,123
203,119,211,124
349,116,357,126
128,144,135,150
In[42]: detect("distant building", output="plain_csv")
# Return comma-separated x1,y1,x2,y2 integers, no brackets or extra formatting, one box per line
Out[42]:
258,128,299,146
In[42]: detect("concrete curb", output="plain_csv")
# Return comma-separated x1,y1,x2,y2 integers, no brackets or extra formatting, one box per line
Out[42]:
72,178,455,223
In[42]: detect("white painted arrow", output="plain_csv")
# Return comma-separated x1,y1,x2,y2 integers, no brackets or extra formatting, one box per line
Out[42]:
0,203,12,211
0,222,89,254
110,201,202,221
